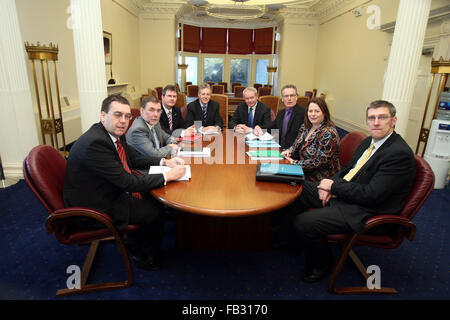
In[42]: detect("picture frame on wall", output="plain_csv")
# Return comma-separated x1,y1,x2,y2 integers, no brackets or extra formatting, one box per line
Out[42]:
103,31,112,65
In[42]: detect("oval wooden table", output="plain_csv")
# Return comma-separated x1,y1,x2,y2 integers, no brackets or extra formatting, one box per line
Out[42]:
151,130,302,250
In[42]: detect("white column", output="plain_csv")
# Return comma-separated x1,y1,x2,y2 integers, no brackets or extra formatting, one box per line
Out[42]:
70,0,107,132
0,0,39,178
382,0,431,136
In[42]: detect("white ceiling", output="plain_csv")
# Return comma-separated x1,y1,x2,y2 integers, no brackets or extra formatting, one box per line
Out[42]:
132,0,336,26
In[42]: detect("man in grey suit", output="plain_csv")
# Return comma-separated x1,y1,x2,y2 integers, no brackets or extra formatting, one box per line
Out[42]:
126,95,179,158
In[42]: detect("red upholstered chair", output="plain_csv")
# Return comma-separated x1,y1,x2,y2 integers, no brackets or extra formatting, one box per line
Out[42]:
23,145,138,297
257,86,271,97
327,155,435,294
212,84,224,94
155,86,163,100
187,85,199,97
218,82,228,93
180,105,188,120
125,108,141,134
253,83,263,91
234,85,246,98
338,131,368,167
231,82,241,94
305,91,313,98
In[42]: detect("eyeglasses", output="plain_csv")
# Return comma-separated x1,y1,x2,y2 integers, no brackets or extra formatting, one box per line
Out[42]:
282,94,297,99
367,115,391,122
108,111,133,120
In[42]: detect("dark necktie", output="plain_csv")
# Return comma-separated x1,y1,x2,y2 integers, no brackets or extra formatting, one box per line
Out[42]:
201,104,207,121
281,108,293,144
116,139,142,199
248,107,254,128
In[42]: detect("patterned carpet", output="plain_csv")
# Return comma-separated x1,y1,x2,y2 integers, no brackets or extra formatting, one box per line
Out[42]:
0,179,449,302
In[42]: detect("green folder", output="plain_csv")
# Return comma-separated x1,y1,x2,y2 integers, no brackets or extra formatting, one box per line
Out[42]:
248,150,282,158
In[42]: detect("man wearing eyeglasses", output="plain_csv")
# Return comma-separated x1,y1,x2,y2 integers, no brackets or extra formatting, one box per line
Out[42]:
260,84,305,149
64,94,186,271
126,95,179,158
277,100,415,283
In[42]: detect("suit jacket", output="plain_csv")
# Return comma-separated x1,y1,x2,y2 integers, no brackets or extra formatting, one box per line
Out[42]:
63,122,164,229
329,131,415,231
185,99,223,129
269,104,306,149
228,101,271,130
159,105,185,136
126,117,177,158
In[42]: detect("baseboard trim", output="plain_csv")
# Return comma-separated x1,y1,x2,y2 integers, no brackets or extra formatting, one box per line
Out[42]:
334,116,368,134
3,163,23,179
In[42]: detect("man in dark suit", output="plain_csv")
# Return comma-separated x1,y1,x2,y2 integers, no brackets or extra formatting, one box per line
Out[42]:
284,100,415,282
63,94,186,271
265,84,305,149
159,84,195,136
228,87,271,134
185,83,223,133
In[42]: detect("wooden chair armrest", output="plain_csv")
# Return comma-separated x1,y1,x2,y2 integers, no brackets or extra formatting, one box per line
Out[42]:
46,207,114,235
364,215,416,240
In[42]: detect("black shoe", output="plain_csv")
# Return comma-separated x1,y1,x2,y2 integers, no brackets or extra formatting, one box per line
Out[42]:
130,253,161,271
302,264,332,283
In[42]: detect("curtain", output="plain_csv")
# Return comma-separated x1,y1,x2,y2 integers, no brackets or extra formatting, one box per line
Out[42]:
201,27,227,54
183,24,201,52
254,27,274,54
228,28,253,54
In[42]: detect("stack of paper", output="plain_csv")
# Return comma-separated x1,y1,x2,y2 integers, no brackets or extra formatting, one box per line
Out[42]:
246,140,281,148
148,165,191,181
199,127,220,135
178,147,211,157
176,134,202,142
246,149,283,160
245,132,274,141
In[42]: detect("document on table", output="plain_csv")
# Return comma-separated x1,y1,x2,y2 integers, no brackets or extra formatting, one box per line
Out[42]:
148,165,191,181
199,127,220,135
245,132,274,141
178,147,211,157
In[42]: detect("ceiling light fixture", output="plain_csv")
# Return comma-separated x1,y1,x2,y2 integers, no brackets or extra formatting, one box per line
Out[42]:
205,0,265,20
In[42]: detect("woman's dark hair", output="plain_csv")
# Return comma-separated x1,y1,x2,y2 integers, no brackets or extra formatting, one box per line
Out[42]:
304,97,334,128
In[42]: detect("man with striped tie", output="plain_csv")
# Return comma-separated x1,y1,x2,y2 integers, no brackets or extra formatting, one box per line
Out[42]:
63,94,186,271
159,84,195,136
278,100,416,282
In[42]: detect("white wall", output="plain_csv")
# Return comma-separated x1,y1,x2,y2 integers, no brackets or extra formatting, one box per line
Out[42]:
101,0,142,104
278,19,318,97
313,0,398,133
140,13,177,91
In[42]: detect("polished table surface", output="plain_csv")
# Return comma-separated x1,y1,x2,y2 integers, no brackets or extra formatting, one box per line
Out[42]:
150,130,302,250
151,131,302,217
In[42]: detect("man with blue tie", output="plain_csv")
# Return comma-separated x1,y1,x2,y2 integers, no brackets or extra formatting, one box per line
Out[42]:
126,95,179,158
228,87,271,134
185,83,223,133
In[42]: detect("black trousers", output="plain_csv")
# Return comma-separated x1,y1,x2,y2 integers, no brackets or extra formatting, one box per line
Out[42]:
277,181,354,271
67,192,165,258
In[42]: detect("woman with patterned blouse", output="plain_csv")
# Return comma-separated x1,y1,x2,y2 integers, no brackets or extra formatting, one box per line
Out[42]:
281,97,340,182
